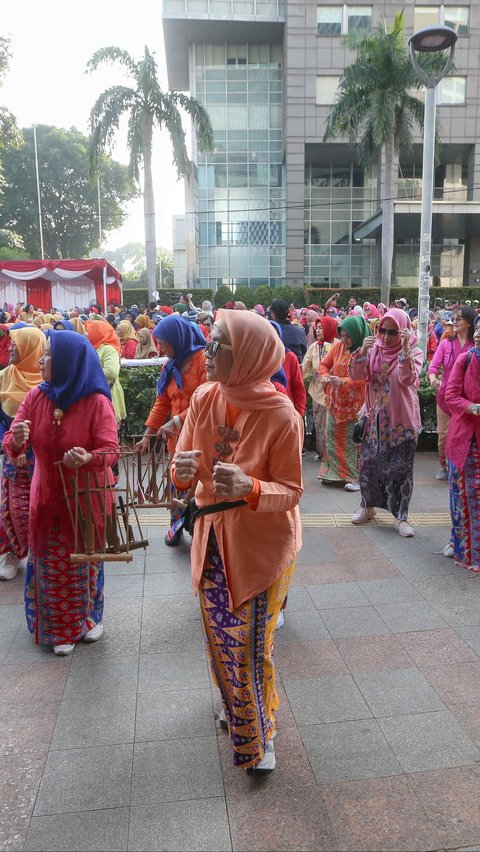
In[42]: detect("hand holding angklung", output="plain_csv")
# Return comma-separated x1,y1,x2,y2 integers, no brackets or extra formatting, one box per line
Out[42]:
63,447,92,468
212,461,253,497
175,450,202,482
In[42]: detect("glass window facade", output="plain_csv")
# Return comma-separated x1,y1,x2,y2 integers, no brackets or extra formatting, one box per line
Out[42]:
317,5,372,36
414,5,469,36
193,43,285,289
438,76,466,105
304,163,377,286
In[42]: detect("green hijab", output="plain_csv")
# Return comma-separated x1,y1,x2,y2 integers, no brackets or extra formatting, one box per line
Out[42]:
338,315,371,351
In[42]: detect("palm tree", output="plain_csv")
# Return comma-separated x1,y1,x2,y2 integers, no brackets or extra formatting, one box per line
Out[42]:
324,12,435,305
88,46,214,293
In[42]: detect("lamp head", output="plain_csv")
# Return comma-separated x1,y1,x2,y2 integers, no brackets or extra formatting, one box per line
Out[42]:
409,25,457,53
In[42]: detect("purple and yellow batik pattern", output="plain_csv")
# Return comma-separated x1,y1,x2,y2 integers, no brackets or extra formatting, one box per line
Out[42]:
199,529,294,769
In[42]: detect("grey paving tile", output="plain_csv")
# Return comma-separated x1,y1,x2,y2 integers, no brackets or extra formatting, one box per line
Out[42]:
50,693,136,750
0,629,16,663
128,798,232,851
138,649,210,693
273,609,331,644
300,719,402,783
104,572,144,599
378,711,480,772
73,599,142,658
458,626,480,655
3,629,63,665
297,532,337,564
282,585,317,612
320,606,390,639
24,807,130,851
144,541,192,573
0,604,24,631
131,736,223,804
354,668,446,717
34,743,133,816
357,578,421,605
283,674,372,726
375,600,447,633
143,570,193,596
62,654,139,700
360,528,428,557
140,594,204,653
392,555,457,579
307,581,369,609
135,688,215,741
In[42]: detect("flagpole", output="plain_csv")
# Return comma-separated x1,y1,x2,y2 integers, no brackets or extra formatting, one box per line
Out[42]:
32,124,44,260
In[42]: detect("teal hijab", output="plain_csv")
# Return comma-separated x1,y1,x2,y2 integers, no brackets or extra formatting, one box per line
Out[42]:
338,315,371,351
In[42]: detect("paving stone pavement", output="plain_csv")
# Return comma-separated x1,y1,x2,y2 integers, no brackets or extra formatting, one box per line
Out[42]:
3,451,480,851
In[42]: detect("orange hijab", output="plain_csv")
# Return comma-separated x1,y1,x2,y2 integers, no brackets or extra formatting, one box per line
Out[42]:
85,319,121,354
135,314,155,330
215,309,293,411
1,327,45,417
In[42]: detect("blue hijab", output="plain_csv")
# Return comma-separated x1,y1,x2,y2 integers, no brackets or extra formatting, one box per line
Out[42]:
268,320,287,388
53,319,75,332
153,315,205,394
39,331,111,411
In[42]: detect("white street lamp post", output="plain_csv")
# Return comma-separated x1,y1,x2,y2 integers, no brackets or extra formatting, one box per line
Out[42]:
408,25,457,357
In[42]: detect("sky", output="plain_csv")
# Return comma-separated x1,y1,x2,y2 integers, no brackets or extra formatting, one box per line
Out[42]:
2,0,187,251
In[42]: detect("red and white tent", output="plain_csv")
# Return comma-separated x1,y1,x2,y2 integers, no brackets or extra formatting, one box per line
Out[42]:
0,259,123,313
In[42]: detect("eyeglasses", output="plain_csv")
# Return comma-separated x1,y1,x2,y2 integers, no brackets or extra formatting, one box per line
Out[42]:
379,328,399,337
204,340,233,358
452,316,461,323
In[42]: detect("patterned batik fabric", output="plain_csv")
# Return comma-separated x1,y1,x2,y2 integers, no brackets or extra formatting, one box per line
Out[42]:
0,449,34,558
166,481,189,540
24,525,104,645
447,438,480,573
359,436,416,522
313,402,327,460
318,412,359,483
199,529,295,769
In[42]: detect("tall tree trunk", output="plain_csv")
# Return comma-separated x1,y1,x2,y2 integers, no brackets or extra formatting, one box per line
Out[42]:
143,116,157,295
381,135,395,305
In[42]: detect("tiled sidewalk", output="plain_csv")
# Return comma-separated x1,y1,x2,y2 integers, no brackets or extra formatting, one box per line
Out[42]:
3,451,480,851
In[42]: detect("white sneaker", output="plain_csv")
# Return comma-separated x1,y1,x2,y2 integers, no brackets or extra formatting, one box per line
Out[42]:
393,519,415,537
314,453,321,461
435,467,448,481
345,481,360,492
352,507,376,525
53,643,75,656
0,553,24,580
443,543,454,558
83,622,104,642
246,739,276,774
219,708,228,731
275,610,285,630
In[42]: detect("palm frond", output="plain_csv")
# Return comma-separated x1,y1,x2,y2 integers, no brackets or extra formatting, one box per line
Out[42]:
149,93,191,179
166,91,214,152
126,105,145,182
88,86,138,180
86,46,138,81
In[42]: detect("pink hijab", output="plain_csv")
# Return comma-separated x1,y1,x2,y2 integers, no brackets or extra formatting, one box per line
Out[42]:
216,309,293,411
370,308,418,376
364,302,380,319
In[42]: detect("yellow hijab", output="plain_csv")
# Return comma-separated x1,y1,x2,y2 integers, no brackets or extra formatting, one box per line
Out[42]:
0,327,45,417
116,320,138,343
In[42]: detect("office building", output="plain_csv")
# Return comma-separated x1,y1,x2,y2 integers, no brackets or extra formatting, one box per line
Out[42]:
163,1,480,289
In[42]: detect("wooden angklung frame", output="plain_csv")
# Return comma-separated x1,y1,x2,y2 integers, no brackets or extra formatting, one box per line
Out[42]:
57,449,149,563
129,434,188,513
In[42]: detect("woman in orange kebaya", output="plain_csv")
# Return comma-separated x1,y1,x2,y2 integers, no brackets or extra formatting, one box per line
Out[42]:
172,311,303,774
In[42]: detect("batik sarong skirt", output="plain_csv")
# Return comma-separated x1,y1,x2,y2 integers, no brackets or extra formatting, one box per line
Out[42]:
359,437,416,521
24,525,104,645
447,438,480,573
199,529,295,769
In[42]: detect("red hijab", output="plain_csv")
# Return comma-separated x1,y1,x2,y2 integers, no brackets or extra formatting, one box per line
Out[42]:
0,324,11,368
316,316,338,344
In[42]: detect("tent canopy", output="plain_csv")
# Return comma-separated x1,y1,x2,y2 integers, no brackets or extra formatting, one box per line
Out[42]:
0,259,123,313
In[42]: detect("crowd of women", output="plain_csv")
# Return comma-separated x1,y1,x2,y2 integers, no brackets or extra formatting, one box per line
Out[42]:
0,291,479,776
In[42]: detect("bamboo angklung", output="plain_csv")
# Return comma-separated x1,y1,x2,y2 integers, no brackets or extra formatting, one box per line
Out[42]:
55,449,149,563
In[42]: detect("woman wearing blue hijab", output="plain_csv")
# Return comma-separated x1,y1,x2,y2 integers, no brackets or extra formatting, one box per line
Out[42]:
135,315,207,546
3,332,119,655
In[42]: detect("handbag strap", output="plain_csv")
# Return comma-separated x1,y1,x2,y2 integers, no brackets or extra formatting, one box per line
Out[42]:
192,499,247,520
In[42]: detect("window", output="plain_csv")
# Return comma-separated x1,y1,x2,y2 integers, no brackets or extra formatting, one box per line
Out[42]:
414,6,469,37
438,76,466,105
317,5,372,36
444,6,469,36
316,75,340,104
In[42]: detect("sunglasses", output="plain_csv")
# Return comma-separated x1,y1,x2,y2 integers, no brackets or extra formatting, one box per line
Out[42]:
379,328,399,337
204,340,233,358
